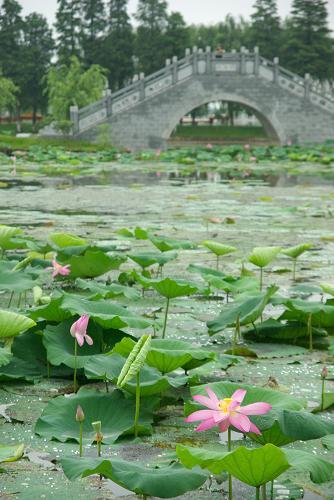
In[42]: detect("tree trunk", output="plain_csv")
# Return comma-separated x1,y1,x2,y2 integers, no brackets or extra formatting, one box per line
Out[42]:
32,106,37,133
16,104,21,133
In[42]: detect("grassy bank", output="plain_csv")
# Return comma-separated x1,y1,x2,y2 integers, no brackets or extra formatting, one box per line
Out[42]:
171,124,267,140
0,134,108,153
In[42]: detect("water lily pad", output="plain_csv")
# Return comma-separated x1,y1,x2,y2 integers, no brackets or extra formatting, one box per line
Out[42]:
35,388,157,443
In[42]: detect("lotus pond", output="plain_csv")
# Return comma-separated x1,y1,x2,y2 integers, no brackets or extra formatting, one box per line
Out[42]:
0,144,334,499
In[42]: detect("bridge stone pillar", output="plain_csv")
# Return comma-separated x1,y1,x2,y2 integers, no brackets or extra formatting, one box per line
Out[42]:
172,56,178,84
70,106,79,134
139,73,145,101
240,47,246,75
254,47,260,76
273,57,279,83
192,46,198,75
185,48,191,65
165,58,171,66
206,46,212,74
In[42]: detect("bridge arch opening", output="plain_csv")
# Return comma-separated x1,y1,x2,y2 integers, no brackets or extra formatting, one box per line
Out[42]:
164,93,284,146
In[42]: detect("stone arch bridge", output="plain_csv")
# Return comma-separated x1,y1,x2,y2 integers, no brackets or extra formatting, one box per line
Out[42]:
45,48,334,150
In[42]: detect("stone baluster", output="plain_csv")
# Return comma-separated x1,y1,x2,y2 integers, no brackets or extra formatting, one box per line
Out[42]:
304,73,311,99
165,58,171,67
273,57,279,83
206,46,212,74
172,56,178,84
103,88,112,116
254,46,260,76
240,47,246,75
70,105,79,134
192,46,198,75
139,72,145,100
185,48,191,65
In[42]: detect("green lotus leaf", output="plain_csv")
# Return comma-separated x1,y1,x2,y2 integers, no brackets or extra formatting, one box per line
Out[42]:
113,338,216,374
149,235,195,252
280,299,334,328
61,457,207,498
248,246,281,268
243,319,327,341
0,225,24,250
35,388,156,443
0,347,12,368
43,320,103,369
0,269,38,293
187,263,226,278
284,449,334,483
202,241,237,256
207,286,278,335
61,250,126,278
59,294,151,330
312,393,334,413
29,296,71,323
0,310,36,339
75,278,140,300
152,278,198,299
117,335,151,387
320,283,334,296
282,243,312,259
177,443,289,487
48,232,87,248
128,251,177,269
0,443,24,463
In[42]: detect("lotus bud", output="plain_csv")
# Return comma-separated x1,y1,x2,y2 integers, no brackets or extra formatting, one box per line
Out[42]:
321,366,329,379
76,405,85,422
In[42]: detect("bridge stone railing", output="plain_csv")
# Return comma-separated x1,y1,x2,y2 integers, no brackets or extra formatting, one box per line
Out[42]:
72,47,334,135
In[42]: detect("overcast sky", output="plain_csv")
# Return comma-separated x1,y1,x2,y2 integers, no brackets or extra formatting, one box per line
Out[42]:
18,0,334,29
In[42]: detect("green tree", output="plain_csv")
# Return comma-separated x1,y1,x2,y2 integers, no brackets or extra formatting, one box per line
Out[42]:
22,13,54,130
81,0,107,67
249,0,281,59
281,0,334,80
135,0,168,74
102,0,134,89
164,12,190,59
55,0,82,64
0,73,17,113
46,56,107,132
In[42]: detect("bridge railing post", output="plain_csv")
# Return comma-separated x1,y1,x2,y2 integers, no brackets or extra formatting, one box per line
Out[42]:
172,56,178,84
254,46,260,76
273,57,279,83
185,48,191,65
192,46,198,75
103,88,112,116
304,73,311,99
70,105,79,134
206,46,212,74
139,72,145,101
240,47,246,75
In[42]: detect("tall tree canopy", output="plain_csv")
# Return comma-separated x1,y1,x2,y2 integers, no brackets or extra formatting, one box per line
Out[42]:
249,0,281,59
164,12,190,60
0,0,24,85
55,0,82,64
81,0,107,67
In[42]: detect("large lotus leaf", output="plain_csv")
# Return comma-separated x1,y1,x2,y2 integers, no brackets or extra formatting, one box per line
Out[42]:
189,382,305,413
150,235,195,252
75,278,139,300
248,246,281,268
59,294,151,330
29,296,72,323
128,251,177,269
62,250,126,278
282,243,312,259
0,225,24,250
249,409,334,446
43,320,103,369
0,331,71,381
187,264,227,279
208,276,259,295
0,443,24,463
312,393,334,413
48,232,87,248
284,449,334,484
207,286,278,335
61,457,207,498
113,338,216,374
35,388,156,443
177,444,289,487
322,434,334,450
243,319,327,341
202,241,237,256
320,283,334,296
84,353,188,396
0,347,12,368
0,269,38,293
152,278,198,299
0,310,36,339
280,299,334,328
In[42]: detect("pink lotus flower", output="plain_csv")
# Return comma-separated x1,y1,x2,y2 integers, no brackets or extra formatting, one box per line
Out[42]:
48,259,71,278
206,143,213,149
244,144,250,151
185,387,272,435
70,315,93,347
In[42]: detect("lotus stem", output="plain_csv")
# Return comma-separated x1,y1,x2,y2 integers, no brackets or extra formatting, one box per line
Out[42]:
307,313,313,352
47,360,50,379
228,427,232,500
7,291,14,308
79,421,83,457
321,377,325,411
17,293,22,308
162,297,170,339
260,268,263,291
261,483,267,499
105,377,109,393
292,258,297,281
256,486,260,500
74,339,78,393
134,371,141,438
216,254,219,270
270,480,274,500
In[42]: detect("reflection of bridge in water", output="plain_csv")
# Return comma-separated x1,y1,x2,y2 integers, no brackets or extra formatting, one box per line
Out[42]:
42,48,334,150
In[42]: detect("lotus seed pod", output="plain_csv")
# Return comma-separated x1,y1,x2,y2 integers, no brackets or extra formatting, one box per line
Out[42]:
321,366,329,379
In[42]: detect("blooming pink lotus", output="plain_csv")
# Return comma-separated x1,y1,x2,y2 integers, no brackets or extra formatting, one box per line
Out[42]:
70,315,93,347
48,259,71,278
185,387,272,434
